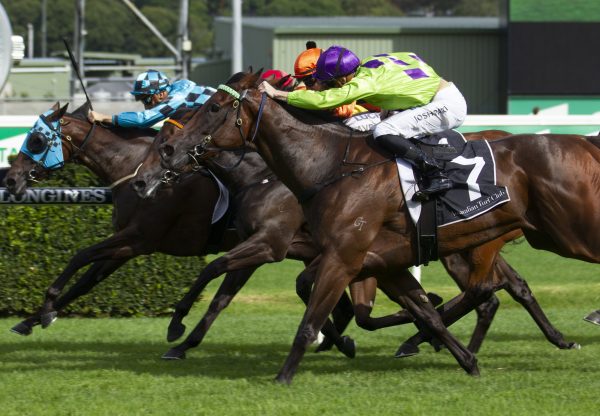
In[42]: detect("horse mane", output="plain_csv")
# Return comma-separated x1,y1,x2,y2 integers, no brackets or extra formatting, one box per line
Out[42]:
168,105,202,124
69,102,158,139
224,71,372,138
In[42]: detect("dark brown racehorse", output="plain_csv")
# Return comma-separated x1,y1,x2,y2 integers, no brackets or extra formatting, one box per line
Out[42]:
3,102,227,334
3,102,356,356
158,71,599,383
135,108,575,362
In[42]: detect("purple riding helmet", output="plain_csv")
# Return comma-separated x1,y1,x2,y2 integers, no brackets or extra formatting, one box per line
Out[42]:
314,45,361,82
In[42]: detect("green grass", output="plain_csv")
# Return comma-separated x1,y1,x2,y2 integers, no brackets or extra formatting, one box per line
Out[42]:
0,243,599,415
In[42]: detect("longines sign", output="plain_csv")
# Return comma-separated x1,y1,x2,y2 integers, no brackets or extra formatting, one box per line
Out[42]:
0,187,112,204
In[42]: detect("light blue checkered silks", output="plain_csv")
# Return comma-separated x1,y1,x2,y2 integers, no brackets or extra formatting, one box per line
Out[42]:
116,80,216,128
20,109,65,170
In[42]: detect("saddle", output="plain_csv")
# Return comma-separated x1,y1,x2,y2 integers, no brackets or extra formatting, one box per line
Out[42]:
395,130,510,266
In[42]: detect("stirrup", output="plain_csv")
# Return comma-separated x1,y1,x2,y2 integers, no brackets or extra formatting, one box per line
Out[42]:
412,178,453,202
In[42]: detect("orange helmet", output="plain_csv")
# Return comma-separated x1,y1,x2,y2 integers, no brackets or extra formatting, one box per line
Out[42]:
294,41,323,79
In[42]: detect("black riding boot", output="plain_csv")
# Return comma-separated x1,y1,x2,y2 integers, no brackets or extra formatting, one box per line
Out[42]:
377,134,453,200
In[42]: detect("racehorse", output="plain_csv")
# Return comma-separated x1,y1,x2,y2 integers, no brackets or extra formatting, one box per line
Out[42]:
3,102,356,356
3,102,228,335
157,71,599,383
135,107,575,361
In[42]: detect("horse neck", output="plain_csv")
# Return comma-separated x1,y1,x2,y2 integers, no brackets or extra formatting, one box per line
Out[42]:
64,121,151,184
252,100,348,198
207,151,274,195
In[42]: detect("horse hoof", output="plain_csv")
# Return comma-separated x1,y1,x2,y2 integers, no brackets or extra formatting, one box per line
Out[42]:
339,336,356,359
315,339,334,353
569,342,582,350
162,348,186,360
583,311,600,326
166,322,186,343
274,374,292,385
468,366,481,377
427,292,444,307
40,312,58,329
395,342,420,358
10,322,32,336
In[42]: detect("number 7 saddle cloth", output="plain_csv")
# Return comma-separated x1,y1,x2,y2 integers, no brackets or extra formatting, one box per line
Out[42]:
396,129,511,227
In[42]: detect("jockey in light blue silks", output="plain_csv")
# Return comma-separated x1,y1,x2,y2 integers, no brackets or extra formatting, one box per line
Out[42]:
88,69,216,128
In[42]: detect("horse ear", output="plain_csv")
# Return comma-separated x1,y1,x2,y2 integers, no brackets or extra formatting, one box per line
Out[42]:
59,103,69,118
249,68,265,88
51,102,60,111
247,65,253,73
47,103,69,122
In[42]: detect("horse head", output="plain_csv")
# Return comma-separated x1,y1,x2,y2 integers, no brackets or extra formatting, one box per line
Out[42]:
3,102,71,195
133,107,201,199
159,70,264,172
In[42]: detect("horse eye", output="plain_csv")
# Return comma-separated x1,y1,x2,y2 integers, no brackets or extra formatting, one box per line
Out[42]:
26,133,48,154
210,103,221,113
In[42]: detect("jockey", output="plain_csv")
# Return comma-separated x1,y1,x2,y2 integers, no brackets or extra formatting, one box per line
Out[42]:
292,41,360,119
259,45,467,198
88,70,216,128
260,69,296,91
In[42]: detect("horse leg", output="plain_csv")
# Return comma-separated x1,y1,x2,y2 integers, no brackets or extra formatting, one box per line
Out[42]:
52,259,128,310
498,256,580,349
395,274,494,358
35,232,142,328
440,251,501,354
399,239,505,356
351,277,418,330
295,263,356,358
275,251,361,384
10,259,129,336
383,270,479,375
168,234,293,342
163,267,257,359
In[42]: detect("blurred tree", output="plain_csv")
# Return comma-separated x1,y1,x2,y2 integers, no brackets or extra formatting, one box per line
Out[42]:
454,0,500,16
2,0,499,58
342,0,403,16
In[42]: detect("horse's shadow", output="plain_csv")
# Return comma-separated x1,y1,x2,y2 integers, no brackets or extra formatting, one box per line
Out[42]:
0,339,458,379
2,332,599,379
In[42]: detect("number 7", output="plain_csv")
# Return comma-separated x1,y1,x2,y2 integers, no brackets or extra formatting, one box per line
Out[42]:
450,155,485,201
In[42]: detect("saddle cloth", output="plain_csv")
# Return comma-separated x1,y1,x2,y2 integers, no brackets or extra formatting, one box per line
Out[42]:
396,130,510,227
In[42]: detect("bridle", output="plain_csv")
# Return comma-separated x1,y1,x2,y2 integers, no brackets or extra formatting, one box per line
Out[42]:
22,111,97,181
185,84,267,172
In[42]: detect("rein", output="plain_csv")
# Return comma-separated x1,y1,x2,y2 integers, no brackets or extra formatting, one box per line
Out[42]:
186,85,267,172
204,84,391,203
296,132,393,203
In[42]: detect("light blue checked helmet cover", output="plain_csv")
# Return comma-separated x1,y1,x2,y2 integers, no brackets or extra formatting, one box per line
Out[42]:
130,70,170,95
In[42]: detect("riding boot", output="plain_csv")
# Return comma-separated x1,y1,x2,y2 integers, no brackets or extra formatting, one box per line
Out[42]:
377,134,453,200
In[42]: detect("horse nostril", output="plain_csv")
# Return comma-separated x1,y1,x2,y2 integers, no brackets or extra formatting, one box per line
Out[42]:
5,177,16,188
160,144,174,158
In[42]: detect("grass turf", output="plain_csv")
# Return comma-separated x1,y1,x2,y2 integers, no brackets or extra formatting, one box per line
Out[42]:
0,242,599,415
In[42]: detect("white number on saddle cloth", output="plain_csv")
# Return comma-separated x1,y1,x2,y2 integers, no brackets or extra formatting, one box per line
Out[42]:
450,155,485,201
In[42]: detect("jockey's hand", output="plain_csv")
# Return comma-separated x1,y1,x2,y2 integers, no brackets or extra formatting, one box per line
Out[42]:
88,110,112,124
258,81,289,101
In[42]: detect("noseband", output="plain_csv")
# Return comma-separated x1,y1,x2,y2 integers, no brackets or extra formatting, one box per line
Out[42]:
186,84,267,172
